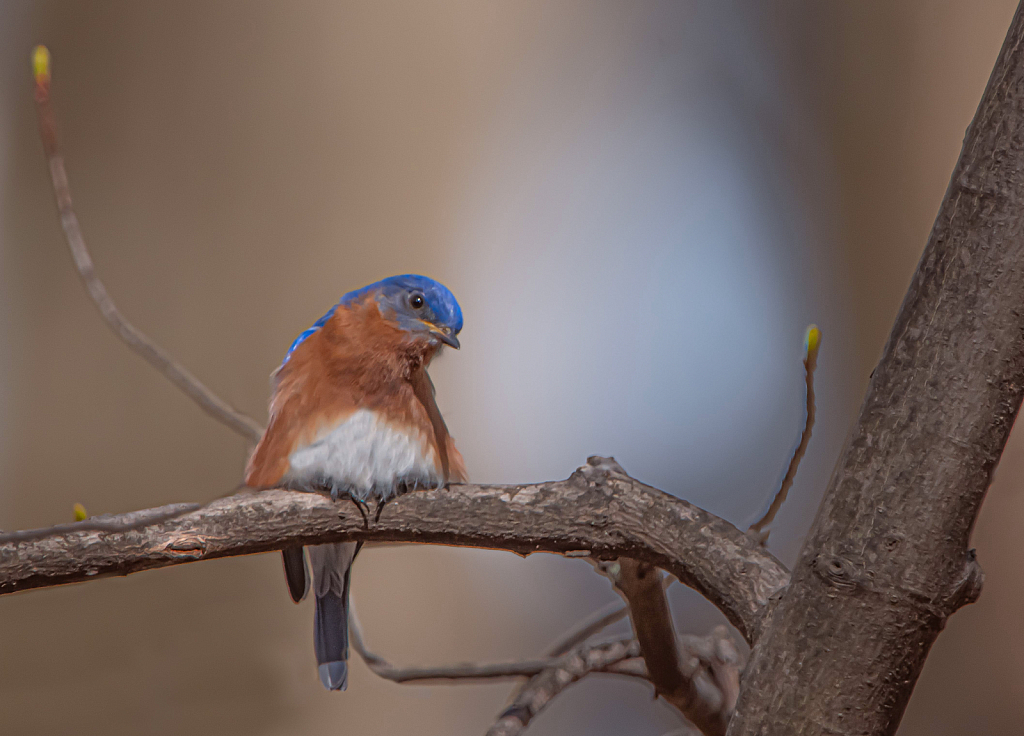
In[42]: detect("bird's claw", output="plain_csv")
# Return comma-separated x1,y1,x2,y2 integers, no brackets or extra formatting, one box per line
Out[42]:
324,482,371,529
350,496,371,529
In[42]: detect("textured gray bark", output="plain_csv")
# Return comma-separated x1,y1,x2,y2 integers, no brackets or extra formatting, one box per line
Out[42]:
0,458,788,644
728,4,1024,734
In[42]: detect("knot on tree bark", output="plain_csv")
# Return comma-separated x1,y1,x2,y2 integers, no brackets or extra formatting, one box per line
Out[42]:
813,553,860,591
810,544,986,624
574,456,630,482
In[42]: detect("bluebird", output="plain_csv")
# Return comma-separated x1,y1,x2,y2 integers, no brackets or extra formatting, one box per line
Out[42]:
245,275,466,691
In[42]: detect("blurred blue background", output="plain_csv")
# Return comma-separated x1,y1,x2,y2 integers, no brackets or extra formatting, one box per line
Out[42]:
1,2,1021,734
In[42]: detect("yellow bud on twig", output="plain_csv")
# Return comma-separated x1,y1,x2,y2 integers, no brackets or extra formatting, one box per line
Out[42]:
32,45,50,86
805,324,821,361
73,503,87,522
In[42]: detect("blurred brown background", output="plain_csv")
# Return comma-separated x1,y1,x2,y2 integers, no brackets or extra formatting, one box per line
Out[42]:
1,1,1022,734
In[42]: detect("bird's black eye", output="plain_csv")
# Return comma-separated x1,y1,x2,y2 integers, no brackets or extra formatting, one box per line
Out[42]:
409,293,425,309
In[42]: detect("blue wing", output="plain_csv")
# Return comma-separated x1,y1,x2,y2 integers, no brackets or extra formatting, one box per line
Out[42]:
280,303,339,367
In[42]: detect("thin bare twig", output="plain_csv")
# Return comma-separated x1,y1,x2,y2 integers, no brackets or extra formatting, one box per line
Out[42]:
543,600,630,658
500,573,672,707
748,325,820,541
485,638,642,736
349,602,569,683
0,503,202,544
348,600,651,686
32,46,264,443
542,576,673,658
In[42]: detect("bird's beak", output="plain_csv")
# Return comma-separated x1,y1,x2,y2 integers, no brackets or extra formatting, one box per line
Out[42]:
434,328,460,349
421,321,460,349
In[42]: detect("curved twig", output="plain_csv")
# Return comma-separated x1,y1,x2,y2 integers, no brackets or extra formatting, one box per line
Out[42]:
542,599,631,658
748,326,819,540
541,551,674,660
32,46,264,443
349,602,559,683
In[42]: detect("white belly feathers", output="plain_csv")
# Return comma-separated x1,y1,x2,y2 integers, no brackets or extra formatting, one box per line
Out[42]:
283,408,442,501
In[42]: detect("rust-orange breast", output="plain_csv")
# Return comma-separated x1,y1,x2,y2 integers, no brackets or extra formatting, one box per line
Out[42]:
245,297,464,494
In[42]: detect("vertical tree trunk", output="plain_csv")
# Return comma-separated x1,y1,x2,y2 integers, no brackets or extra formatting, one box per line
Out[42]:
729,3,1024,734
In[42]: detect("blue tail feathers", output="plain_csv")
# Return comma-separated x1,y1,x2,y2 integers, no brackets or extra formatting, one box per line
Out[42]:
318,660,348,691
313,574,351,691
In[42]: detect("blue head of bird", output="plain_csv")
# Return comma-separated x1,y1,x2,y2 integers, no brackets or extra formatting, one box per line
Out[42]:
281,274,463,366
348,274,463,349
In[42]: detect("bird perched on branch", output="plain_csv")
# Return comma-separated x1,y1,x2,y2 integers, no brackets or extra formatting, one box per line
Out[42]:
245,275,466,690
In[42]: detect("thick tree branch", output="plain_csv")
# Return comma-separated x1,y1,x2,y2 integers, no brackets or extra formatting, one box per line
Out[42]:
0,458,787,644
613,560,685,694
730,4,1024,734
